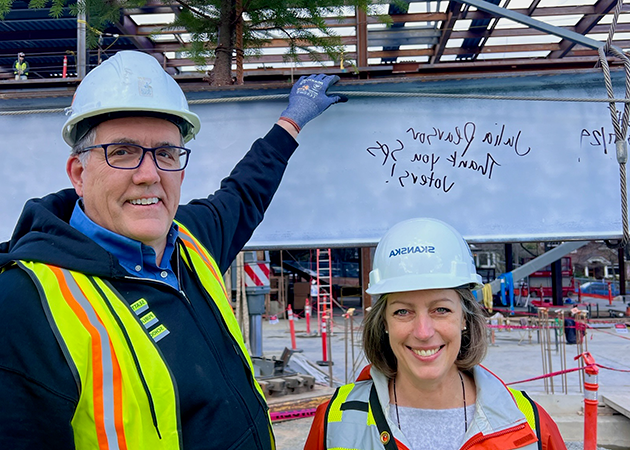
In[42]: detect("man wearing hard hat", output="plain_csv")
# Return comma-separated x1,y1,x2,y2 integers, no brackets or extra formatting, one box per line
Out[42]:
13,52,29,80
0,51,346,449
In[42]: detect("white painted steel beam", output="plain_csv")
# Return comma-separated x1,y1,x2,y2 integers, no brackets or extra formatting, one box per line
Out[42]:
488,241,589,294
458,0,603,50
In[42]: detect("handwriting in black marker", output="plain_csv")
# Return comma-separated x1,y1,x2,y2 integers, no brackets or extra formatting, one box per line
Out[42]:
406,122,476,156
447,151,501,180
482,124,530,157
398,170,410,187
366,140,404,166
410,152,440,171
580,127,615,155
396,169,454,193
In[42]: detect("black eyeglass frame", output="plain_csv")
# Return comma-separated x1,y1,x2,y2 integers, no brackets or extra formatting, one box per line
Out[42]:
78,143,191,172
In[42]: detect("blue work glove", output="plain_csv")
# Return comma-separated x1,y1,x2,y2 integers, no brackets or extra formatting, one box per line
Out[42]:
280,74,348,132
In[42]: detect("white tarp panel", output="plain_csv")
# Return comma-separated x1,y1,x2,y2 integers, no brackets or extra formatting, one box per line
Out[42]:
1,71,627,247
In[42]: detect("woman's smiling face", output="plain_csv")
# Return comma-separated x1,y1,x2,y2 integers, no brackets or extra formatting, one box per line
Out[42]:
385,289,465,388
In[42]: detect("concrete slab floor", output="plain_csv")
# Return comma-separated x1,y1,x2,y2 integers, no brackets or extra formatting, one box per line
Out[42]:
260,307,630,450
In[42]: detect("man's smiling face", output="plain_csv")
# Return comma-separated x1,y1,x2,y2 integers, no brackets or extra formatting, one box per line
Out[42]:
67,116,185,258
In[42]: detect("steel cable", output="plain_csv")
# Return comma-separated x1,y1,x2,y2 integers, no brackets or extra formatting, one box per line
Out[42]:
598,0,630,248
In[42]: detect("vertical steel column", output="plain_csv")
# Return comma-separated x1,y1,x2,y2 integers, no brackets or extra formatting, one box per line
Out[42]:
505,244,513,272
551,258,563,306
77,9,87,78
361,247,372,309
355,7,368,68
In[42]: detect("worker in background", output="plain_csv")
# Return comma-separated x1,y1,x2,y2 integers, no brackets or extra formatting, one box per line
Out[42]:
13,52,29,80
0,50,346,449
305,218,566,450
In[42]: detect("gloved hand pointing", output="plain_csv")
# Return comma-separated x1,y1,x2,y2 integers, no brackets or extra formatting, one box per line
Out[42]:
280,74,348,132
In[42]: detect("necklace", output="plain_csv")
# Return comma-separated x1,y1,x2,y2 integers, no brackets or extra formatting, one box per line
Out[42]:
393,371,468,433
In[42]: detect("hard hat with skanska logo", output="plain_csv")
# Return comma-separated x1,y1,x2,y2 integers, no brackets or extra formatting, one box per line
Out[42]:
366,217,482,296
62,50,201,146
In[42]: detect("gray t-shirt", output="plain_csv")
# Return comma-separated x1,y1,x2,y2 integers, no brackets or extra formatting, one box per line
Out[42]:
389,403,476,450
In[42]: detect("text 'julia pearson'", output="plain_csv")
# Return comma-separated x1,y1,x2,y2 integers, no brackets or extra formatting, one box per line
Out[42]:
366,121,531,193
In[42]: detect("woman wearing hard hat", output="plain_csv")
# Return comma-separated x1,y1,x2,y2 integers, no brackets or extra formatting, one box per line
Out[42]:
304,218,566,450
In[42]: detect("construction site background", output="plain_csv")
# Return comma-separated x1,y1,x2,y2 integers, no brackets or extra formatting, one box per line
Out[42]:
260,295,630,450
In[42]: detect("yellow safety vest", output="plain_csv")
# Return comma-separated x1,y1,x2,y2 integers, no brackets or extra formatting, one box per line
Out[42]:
17,222,272,450
13,61,27,74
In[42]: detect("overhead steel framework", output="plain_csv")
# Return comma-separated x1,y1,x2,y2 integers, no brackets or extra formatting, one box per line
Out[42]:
0,0,628,82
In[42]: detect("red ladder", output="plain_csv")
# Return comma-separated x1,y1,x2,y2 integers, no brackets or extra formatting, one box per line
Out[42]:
316,248,333,334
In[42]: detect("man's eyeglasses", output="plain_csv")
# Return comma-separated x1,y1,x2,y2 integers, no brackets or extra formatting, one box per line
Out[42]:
78,143,191,171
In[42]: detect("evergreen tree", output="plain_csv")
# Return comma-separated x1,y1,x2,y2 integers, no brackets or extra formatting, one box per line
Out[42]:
2,0,381,86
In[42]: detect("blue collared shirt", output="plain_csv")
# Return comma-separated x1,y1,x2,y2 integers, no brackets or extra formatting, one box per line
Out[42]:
69,201,179,289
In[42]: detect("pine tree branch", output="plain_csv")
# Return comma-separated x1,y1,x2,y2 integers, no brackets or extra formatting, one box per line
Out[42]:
171,0,215,22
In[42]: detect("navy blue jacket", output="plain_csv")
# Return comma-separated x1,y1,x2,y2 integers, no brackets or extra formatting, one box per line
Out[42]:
0,125,298,449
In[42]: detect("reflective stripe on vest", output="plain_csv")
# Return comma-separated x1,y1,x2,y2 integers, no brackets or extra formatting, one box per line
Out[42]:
175,221,275,448
508,387,542,450
18,261,180,450
175,222,268,401
324,381,403,450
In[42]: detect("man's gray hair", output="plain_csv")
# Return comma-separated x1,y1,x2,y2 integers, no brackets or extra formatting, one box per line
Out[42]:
71,126,97,166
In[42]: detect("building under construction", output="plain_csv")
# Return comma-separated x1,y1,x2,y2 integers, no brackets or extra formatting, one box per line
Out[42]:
2,1,630,448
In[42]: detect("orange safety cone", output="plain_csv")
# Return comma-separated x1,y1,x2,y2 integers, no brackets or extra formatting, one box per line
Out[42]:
316,314,332,366
287,305,297,350
608,282,613,306
576,352,599,450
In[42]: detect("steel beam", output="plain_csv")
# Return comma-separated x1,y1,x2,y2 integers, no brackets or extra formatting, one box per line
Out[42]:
431,3,463,64
356,7,368,68
368,27,440,47
77,11,86,79
457,0,603,50
488,241,589,294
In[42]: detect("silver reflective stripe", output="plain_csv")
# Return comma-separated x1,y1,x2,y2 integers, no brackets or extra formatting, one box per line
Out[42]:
585,373,598,385
61,269,121,450
585,390,598,401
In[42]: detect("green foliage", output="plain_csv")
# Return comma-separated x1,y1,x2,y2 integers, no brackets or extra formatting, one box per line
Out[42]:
0,0,67,19
170,0,378,72
0,0,13,20
0,0,385,83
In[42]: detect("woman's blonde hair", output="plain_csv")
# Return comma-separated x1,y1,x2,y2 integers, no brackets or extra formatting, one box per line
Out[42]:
362,287,488,379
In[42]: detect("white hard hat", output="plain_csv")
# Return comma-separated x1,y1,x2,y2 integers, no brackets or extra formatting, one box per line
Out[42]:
366,218,483,295
62,50,201,146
